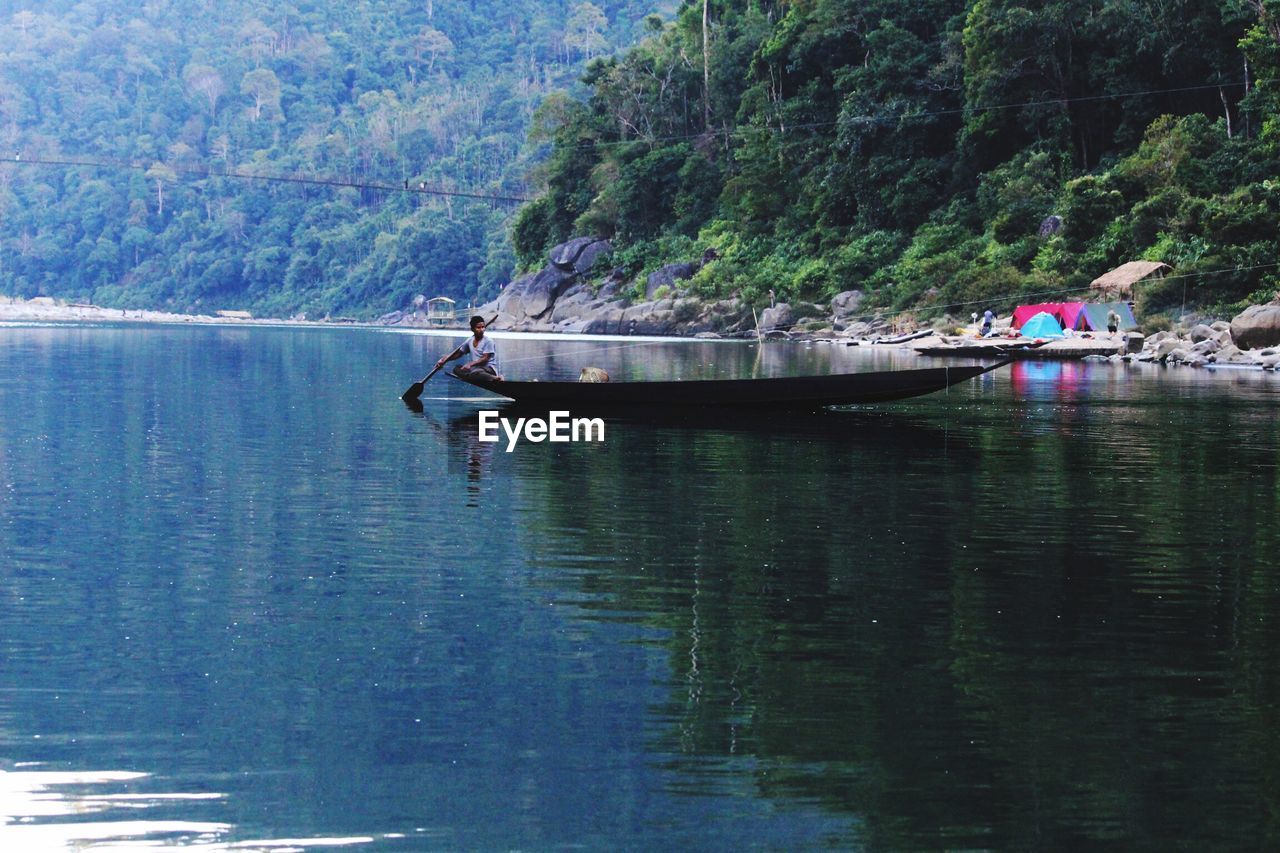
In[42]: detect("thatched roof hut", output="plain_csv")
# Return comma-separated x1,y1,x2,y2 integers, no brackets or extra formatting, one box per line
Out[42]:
1089,261,1171,298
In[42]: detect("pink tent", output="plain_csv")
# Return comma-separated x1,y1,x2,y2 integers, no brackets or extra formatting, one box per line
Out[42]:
1058,302,1090,330
1013,303,1063,329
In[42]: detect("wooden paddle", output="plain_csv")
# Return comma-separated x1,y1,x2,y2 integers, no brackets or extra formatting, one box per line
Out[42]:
401,315,498,402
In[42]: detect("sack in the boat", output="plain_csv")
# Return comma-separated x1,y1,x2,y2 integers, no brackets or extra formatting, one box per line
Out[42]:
578,367,610,383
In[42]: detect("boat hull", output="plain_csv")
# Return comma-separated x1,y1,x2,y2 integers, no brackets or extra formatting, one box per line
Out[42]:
448,361,1007,410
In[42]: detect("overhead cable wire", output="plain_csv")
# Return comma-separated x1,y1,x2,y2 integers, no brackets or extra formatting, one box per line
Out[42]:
3,77,1262,191
0,154,531,204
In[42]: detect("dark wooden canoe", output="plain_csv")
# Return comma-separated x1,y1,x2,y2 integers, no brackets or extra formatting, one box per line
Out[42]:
447,360,1009,410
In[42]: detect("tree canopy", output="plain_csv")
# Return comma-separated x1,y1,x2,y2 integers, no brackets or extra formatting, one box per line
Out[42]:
515,0,1280,321
0,0,673,316
4,0,1279,321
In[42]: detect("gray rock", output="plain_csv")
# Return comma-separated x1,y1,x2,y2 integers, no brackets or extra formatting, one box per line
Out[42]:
612,299,676,336
1038,215,1064,237
645,262,698,299
549,237,598,270
495,266,576,325
580,306,627,335
1230,303,1280,350
791,301,828,321
830,290,864,320
759,303,795,331
548,284,594,325
1155,338,1185,361
1189,324,1215,342
573,240,613,275
596,269,629,300
1190,338,1221,356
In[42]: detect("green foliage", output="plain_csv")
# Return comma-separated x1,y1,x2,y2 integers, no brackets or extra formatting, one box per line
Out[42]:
0,0,661,315
505,0,1279,324
512,197,556,270
7,0,1279,321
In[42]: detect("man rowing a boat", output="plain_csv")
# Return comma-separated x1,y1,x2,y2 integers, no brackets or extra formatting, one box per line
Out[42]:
436,315,502,382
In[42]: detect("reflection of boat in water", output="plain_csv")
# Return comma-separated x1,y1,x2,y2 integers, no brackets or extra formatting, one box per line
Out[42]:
446,360,1009,411
439,401,968,456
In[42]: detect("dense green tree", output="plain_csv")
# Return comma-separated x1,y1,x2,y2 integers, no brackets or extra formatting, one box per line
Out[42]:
514,0,1278,317
4,0,1278,319
0,0,668,314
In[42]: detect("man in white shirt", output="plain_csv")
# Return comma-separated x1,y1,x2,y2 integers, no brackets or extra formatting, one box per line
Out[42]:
436,315,501,381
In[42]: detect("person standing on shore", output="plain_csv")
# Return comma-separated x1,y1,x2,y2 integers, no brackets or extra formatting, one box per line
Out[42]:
1107,308,1121,335
980,309,995,337
436,315,501,381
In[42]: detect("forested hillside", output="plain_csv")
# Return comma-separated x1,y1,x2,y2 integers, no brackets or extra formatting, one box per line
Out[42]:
516,0,1280,321
0,0,672,316
4,1,1279,321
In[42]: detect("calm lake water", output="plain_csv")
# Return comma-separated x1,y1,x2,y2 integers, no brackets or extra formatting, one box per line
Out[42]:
2,322,1280,849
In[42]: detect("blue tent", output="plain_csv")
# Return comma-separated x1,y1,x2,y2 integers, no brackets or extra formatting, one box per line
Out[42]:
1020,311,1065,338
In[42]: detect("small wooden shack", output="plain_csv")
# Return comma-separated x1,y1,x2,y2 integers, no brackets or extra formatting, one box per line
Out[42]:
1090,261,1171,299
424,296,457,326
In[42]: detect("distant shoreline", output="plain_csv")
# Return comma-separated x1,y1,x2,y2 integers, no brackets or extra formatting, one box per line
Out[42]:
0,297,399,329
5,296,1276,370
0,296,496,333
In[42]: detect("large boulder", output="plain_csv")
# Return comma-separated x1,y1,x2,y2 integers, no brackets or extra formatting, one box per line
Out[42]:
759,303,796,331
621,298,678,335
597,269,629,300
1156,338,1188,363
548,236,611,275
1211,343,1242,363
573,239,613,275
645,262,698,299
1189,338,1221,356
830,290,864,321
1230,303,1280,350
1189,323,1216,342
495,266,575,326
547,283,594,325
580,305,627,335
706,298,750,333
549,237,598,270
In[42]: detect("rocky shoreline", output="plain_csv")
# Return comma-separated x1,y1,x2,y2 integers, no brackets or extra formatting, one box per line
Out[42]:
392,236,1280,369
9,235,1280,369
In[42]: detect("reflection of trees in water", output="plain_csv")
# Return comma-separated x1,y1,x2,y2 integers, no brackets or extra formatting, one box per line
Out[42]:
518,404,1280,848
